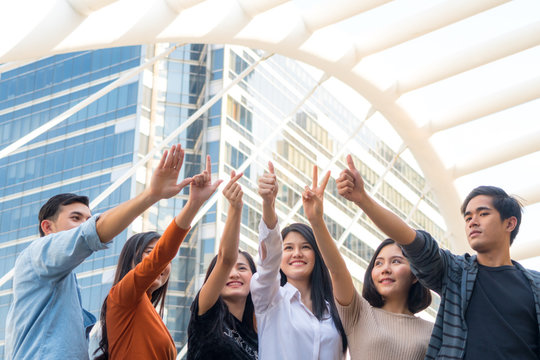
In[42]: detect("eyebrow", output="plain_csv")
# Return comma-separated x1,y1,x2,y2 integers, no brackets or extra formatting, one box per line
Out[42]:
463,206,492,217
283,241,311,246
375,255,404,261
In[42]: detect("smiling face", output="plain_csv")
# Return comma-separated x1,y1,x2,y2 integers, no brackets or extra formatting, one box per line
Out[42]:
221,253,253,301
371,243,416,302
464,195,515,254
142,238,171,294
280,231,315,283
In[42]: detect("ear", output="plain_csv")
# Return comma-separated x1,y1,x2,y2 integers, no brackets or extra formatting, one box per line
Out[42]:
411,274,418,285
40,219,54,236
505,216,517,233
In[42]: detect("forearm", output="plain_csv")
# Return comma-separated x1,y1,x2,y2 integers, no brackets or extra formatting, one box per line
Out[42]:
309,216,354,304
218,206,242,265
262,200,277,229
96,188,159,243
175,199,204,229
355,193,416,245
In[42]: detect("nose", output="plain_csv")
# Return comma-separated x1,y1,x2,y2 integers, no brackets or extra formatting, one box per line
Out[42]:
292,246,303,258
468,214,479,227
381,262,392,274
229,268,240,278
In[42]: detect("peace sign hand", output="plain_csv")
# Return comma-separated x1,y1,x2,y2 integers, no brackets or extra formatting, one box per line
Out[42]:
302,165,331,222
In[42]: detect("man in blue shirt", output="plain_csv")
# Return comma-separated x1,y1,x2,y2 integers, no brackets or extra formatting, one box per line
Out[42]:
5,144,193,360
336,154,540,359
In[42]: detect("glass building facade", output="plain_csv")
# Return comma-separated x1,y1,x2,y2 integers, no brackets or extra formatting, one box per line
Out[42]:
0,43,445,357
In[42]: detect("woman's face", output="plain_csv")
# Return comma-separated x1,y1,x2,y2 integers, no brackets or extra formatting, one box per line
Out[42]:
280,231,315,283
221,253,253,301
371,243,416,301
142,238,171,294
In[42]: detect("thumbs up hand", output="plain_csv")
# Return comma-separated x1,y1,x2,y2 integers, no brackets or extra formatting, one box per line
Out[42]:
336,154,366,204
258,161,279,205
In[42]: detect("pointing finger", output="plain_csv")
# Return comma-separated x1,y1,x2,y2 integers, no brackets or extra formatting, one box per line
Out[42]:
268,161,275,174
346,154,357,171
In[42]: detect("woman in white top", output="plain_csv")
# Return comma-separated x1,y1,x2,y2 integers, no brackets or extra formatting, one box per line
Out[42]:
250,162,347,360
302,158,433,360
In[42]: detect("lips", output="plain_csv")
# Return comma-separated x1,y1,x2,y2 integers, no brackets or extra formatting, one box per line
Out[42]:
469,230,481,237
379,278,394,284
226,281,243,287
289,260,306,266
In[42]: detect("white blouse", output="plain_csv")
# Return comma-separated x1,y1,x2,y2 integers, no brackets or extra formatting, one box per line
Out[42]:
250,221,344,360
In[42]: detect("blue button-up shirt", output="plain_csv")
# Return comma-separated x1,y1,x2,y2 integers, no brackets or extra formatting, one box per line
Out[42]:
5,215,110,360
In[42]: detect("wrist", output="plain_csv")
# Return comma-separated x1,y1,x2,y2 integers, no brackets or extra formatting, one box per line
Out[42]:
141,188,161,204
186,198,205,210
229,203,243,212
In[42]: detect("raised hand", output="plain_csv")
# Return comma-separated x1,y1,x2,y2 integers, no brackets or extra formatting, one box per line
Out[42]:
148,144,193,200
303,165,331,222
189,155,223,207
222,170,244,210
258,161,278,205
336,154,366,204
258,161,278,229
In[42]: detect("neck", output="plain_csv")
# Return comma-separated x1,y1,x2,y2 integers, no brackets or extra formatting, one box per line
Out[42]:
476,248,512,267
381,297,412,315
288,279,313,311
223,297,247,321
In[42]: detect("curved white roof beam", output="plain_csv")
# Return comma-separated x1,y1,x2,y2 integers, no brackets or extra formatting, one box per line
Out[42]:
453,130,540,178
68,0,118,15
353,0,509,58
0,0,539,257
302,0,392,32
398,20,540,94
429,75,540,134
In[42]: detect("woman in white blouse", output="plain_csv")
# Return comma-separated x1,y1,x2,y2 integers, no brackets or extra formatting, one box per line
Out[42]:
250,162,347,360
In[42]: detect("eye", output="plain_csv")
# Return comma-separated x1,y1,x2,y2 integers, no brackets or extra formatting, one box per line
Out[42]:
392,259,402,264
302,245,312,250
283,245,292,251
374,260,382,266
480,212,488,216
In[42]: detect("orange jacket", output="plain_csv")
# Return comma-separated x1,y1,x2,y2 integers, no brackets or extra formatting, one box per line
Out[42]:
106,220,189,359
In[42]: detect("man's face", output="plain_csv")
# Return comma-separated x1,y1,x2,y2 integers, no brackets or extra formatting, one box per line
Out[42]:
42,203,91,235
463,195,514,253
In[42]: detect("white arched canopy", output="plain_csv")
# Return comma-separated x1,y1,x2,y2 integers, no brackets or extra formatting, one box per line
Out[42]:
2,0,540,259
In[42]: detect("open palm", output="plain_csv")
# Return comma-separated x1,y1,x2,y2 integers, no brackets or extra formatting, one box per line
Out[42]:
149,144,192,200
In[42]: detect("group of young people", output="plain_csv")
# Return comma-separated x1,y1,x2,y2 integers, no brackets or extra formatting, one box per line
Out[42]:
5,144,540,360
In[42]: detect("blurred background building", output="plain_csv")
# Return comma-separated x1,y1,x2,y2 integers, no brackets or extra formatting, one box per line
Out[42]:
0,43,445,356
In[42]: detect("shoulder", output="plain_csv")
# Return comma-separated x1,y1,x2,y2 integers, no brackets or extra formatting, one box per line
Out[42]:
516,263,540,283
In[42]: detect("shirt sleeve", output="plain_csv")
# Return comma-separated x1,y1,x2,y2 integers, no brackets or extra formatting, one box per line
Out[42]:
401,230,448,294
335,289,364,335
108,220,190,308
250,220,283,314
29,214,108,279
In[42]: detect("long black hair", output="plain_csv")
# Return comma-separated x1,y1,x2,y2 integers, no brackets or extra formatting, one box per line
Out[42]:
362,238,431,314
188,250,257,341
280,223,348,353
94,231,168,360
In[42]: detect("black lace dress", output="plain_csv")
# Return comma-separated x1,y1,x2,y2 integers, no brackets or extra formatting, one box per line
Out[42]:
187,299,258,360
